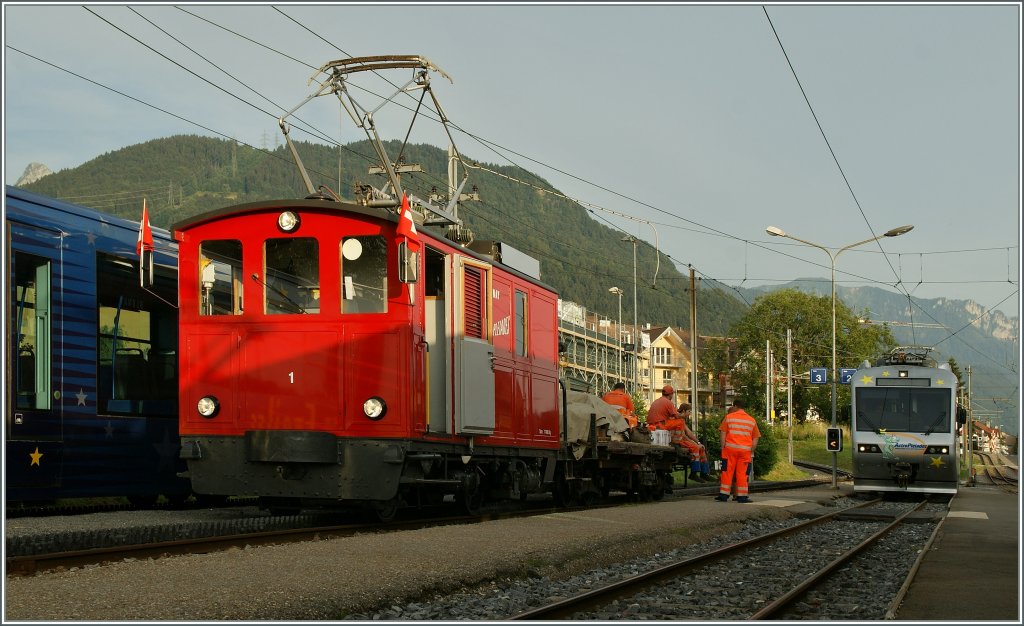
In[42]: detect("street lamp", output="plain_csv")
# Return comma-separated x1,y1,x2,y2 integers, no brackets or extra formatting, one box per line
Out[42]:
765,224,914,488
609,287,624,384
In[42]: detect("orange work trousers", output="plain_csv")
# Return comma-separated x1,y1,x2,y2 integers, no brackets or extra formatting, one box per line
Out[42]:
719,447,752,498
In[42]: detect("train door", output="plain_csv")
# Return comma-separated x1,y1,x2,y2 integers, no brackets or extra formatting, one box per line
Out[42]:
6,222,61,492
424,247,450,433
453,256,495,435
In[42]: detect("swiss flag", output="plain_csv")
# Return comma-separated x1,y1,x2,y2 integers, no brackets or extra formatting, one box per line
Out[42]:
136,199,154,256
396,192,419,248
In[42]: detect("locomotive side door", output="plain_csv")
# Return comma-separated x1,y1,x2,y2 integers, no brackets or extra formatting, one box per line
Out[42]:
424,247,450,433
453,256,495,435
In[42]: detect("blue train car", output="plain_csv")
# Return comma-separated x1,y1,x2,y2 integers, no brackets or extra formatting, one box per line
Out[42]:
4,185,190,504
850,346,964,495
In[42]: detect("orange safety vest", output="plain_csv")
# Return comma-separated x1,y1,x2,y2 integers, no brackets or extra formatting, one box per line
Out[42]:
602,389,638,428
720,408,761,452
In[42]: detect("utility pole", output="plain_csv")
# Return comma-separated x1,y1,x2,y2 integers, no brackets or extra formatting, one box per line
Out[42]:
622,235,639,392
765,339,771,424
689,266,698,433
787,328,793,464
967,365,974,486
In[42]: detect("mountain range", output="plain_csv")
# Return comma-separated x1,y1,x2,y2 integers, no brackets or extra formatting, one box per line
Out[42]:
14,135,1019,434
730,279,1019,435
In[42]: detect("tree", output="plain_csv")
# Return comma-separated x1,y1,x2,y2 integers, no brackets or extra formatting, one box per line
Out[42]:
728,289,896,427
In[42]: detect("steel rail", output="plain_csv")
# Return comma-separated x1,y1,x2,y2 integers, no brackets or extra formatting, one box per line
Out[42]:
750,500,927,619
509,498,883,620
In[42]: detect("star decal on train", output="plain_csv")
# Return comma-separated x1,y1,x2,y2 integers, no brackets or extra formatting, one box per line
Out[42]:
930,457,946,469
935,379,945,386
882,371,891,377
29,447,43,466
860,374,872,385
76,389,88,406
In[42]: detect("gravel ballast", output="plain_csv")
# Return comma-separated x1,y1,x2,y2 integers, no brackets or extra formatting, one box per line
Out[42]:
5,495,803,621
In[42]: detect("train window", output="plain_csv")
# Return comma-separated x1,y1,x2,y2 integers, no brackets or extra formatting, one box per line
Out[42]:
340,236,387,314
515,290,528,356
855,387,951,433
264,238,319,315
11,253,51,410
97,253,178,416
199,240,243,316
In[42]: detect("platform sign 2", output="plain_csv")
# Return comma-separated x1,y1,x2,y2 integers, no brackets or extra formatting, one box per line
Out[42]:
809,368,827,384
840,368,856,384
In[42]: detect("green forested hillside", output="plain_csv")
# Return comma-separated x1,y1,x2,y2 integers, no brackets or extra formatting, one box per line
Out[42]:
22,134,745,334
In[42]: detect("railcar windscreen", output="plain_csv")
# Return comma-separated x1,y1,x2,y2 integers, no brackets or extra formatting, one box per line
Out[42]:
854,387,952,433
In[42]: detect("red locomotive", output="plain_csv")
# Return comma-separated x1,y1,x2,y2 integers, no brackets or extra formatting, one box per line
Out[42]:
175,196,686,519
174,55,681,520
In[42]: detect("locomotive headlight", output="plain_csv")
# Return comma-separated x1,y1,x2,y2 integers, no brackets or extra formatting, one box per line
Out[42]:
197,396,220,418
363,396,387,420
277,211,300,232
925,446,949,455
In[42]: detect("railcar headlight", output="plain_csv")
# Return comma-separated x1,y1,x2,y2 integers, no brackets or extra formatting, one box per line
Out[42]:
925,446,950,455
363,396,386,420
197,396,220,418
277,211,300,232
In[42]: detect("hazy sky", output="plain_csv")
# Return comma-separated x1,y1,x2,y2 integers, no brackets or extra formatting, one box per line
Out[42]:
3,3,1021,320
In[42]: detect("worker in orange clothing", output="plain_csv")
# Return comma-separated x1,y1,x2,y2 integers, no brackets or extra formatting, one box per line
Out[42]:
675,403,712,482
602,382,637,429
716,398,760,503
646,385,681,432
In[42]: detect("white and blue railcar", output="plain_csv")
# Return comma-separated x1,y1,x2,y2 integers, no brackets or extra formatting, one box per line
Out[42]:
850,346,965,494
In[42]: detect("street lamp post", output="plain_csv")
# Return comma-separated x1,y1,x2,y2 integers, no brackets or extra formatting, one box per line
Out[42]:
609,287,624,383
765,224,914,488
622,235,639,393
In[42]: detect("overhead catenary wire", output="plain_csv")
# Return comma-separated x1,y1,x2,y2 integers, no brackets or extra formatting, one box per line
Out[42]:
8,8,1015,387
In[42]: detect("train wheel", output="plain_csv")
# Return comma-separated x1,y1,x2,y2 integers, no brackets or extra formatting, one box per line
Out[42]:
459,490,484,515
553,479,577,507
372,497,401,523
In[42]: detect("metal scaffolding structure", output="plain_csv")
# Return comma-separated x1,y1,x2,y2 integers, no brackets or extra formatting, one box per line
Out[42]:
557,314,633,395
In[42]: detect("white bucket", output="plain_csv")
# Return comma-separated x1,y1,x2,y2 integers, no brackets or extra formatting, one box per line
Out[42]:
652,430,671,446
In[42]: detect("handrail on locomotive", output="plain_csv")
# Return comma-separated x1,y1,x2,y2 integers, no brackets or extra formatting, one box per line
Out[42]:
276,54,465,226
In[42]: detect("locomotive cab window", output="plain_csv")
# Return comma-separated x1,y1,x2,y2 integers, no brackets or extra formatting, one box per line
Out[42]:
340,236,387,314
10,253,51,410
264,238,319,315
199,240,243,316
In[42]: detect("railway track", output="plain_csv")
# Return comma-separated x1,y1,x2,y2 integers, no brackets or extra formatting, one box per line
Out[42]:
6,480,828,576
974,451,1018,493
793,459,854,479
507,499,939,620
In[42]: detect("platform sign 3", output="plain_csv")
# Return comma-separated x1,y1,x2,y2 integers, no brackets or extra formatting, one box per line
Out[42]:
810,368,827,384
